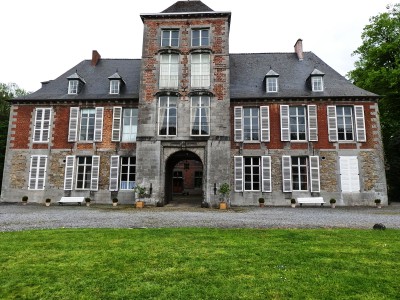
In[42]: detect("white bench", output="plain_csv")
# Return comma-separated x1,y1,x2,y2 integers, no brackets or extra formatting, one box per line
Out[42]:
297,197,325,207
58,197,85,205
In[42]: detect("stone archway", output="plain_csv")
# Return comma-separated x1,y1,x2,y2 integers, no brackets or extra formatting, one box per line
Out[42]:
164,150,203,206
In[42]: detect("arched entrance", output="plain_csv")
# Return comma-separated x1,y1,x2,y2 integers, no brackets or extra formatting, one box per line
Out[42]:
165,150,204,206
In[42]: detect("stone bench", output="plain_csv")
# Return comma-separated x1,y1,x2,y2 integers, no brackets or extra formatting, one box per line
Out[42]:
297,197,325,207
58,197,85,205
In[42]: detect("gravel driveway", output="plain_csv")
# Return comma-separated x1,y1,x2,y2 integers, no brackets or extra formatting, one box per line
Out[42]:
1,203,400,231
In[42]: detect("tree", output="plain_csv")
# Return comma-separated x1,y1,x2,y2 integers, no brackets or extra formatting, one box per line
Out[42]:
0,83,28,190
348,4,400,201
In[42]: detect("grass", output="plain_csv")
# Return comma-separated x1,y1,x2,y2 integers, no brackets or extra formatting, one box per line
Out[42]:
0,228,399,299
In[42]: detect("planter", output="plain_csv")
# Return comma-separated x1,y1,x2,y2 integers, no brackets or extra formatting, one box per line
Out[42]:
331,204,336,209
112,202,118,207
259,203,265,208
376,204,382,209
136,201,144,208
291,203,296,208
86,202,90,207
219,202,227,210
45,202,51,207
22,202,27,206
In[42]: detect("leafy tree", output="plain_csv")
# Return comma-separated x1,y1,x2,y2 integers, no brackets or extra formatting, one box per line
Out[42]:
0,83,28,190
348,4,400,201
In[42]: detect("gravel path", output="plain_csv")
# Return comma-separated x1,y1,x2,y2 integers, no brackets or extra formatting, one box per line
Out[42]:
1,203,400,231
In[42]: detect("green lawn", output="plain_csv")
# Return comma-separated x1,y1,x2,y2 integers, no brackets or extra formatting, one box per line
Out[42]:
0,228,399,299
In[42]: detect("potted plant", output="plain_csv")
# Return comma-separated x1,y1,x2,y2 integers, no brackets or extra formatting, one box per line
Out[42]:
218,183,230,209
375,199,381,209
134,185,146,208
290,198,296,208
258,197,265,208
330,198,336,208
112,197,118,207
85,197,91,207
45,198,51,207
22,195,28,205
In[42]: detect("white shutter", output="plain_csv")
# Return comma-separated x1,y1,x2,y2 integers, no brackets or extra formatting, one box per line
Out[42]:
260,106,270,142
354,105,366,142
307,105,318,141
339,156,360,192
234,156,243,192
91,155,100,191
109,155,120,191
327,106,338,142
64,155,75,190
280,105,290,141
28,155,47,190
261,156,272,192
282,156,292,192
94,107,104,142
68,107,79,142
234,107,243,142
42,108,51,142
309,156,320,192
112,107,122,142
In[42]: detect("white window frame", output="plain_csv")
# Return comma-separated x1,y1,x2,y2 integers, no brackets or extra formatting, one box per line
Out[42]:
327,105,366,142
158,96,177,136
68,107,104,142
266,77,278,92
121,108,138,142
161,29,179,47
79,108,96,141
191,28,209,47
74,156,100,191
281,105,318,142
120,157,136,190
234,156,272,192
312,76,324,92
291,156,308,191
160,54,179,89
281,156,320,192
109,80,120,94
28,155,47,190
33,108,52,143
68,80,79,94
191,53,210,89
243,107,260,142
289,106,307,141
190,96,210,136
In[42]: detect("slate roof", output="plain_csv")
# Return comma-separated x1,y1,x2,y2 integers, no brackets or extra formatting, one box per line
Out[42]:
161,0,213,13
16,51,376,101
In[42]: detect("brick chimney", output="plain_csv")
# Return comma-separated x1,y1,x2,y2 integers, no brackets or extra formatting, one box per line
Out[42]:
91,50,101,66
294,39,303,61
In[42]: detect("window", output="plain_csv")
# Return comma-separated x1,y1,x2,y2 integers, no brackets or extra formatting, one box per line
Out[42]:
282,156,320,192
194,171,203,188
63,155,100,191
327,105,366,142
161,29,179,47
280,105,318,142
234,106,270,142
111,107,138,142
68,80,79,94
234,156,271,192
339,156,360,192
191,53,210,88
28,155,47,190
110,80,120,94
120,157,136,190
159,96,177,136
33,108,51,142
266,77,278,92
68,107,104,142
191,96,210,135
192,29,209,46
312,76,323,92
160,54,179,89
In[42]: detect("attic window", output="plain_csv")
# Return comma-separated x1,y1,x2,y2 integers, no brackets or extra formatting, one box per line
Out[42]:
265,69,279,93
310,69,325,92
68,80,79,94
110,80,120,94
67,72,85,95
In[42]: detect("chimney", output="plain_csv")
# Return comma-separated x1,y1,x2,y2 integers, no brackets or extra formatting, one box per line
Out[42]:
294,39,303,61
91,50,101,66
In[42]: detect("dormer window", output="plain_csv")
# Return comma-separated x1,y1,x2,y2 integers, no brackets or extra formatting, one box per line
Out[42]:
265,69,279,93
67,72,85,95
310,69,325,92
108,72,125,95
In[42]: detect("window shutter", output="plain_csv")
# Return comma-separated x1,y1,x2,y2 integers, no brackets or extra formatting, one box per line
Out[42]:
91,155,100,191
64,155,75,190
28,155,38,189
280,105,290,141
327,106,338,142
33,109,42,142
234,107,243,142
260,106,270,142
339,156,360,192
112,107,122,142
42,108,51,142
307,105,318,141
68,107,79,142
261,156,272,192
234,156,243,192
354,105,366,142
309,156,320,192
109,155,120,191
282,156,292,192
94,107,104,142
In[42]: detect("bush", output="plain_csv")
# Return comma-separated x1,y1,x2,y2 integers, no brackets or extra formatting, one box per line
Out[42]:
375,199,381,204
330,198,336,204
45,198,51,203
22,196,28,202
85,197,91,203
258,198,265,204
112,198,118,203
291,198,296,204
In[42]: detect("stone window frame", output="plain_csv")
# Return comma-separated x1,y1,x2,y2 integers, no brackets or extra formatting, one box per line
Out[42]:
190,53,211,89
161,29,179,47
159,53,179,89
190,95,210,136
158,96,177,136
191,28,210,47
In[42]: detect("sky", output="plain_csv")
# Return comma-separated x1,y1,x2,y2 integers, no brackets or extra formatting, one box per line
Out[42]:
0,0,392,93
